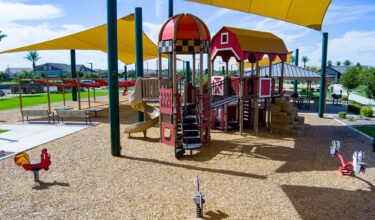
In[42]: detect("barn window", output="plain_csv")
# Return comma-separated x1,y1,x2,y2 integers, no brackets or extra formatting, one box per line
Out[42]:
221,32,229,44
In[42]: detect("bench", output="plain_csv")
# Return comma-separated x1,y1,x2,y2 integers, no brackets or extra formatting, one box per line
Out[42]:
21,110,55,123
56,110,92,125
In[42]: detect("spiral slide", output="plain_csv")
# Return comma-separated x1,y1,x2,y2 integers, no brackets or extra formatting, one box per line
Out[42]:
124,79,160,136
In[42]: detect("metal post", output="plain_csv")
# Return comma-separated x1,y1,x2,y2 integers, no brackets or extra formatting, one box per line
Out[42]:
319,33,328,118
222,66,225,76
186,61,191,83
135,7,144,122
224,61,229,131
239,60,244,135
254,61,260,134
124,65,128,80
267,60,273,129
107,0,121,156
46,75,51,113
167,0,173,80
70,50,77,101
18,80,23,111
294,49,299,95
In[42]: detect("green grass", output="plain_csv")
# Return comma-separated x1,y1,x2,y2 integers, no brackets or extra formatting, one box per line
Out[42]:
354,126,375,137
354,86,368,98
0,129,9,134
0,89,109,111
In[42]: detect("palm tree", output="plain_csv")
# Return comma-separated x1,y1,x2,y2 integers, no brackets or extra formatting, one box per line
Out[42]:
0,31,7,42
336,61,341,66
24,51,41,72
302,56,309,68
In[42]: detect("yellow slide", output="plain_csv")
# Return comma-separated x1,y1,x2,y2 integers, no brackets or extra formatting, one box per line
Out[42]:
124,78,160,137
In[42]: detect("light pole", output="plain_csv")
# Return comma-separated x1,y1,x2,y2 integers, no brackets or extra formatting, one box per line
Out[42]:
87,62,93,73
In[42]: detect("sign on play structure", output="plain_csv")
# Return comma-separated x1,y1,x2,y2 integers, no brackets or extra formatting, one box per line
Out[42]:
259,78,272,98
211,76,224,96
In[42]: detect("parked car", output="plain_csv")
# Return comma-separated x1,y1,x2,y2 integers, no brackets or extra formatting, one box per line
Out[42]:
0,89,5,97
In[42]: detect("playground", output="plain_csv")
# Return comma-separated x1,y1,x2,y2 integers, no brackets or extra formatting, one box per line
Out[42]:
1,98,374,218
0,0,375,219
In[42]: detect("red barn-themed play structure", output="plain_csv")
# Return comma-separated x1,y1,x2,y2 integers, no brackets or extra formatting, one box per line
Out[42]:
210,27,288,135
145,14,289,158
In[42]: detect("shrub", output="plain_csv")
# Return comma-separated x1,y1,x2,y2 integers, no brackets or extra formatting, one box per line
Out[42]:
348,104,362,114
360,107,373,117
349,100,361,106
348,116,355,122
338,112,347,119
341,95,348,101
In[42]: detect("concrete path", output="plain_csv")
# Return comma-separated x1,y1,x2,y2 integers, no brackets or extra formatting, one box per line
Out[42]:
331,84,375,106
0,123,89,160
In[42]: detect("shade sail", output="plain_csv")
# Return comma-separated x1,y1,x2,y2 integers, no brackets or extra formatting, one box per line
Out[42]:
187,0,331,30
0,14,160,64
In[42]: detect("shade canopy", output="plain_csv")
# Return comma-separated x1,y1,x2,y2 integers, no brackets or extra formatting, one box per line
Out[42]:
187,0,331,30
0,14,160,64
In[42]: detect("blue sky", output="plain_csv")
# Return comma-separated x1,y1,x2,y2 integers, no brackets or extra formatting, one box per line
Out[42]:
0,0,375,71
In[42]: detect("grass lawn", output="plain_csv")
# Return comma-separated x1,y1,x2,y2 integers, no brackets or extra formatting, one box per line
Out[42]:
0,89,109,111
354,86,368,98
354,126,375,137
0,129,9,134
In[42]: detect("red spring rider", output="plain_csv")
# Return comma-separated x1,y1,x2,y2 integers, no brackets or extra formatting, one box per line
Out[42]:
14,149,51,182
330,140,366,175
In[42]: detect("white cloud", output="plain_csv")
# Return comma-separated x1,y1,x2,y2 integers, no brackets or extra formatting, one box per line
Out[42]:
155,0,165,19
0,1,63,25
301,31,375,66
324,3,375,26
206,8,232,24
143,22,163,43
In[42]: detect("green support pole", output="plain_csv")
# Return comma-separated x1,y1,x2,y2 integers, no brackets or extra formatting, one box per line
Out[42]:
168,0,173,80
70,50,77,101
135,7,144,122
222,66,225,76
318,33,328,118
107,0,121,156
124,65,128,80
185,61,191,83
294,49,299,95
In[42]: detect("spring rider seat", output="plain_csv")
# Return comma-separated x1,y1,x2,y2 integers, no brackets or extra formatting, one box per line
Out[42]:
14,149,51,182
330,140,366,175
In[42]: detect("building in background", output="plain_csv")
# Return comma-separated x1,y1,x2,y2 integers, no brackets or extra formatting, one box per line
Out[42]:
327,66,351,84
5,67,32,78
35,63,95,77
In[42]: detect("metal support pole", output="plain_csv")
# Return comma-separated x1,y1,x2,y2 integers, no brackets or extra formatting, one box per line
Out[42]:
173,51,177,148
107,0,121,156
135,7,144,122
199,52,204,141
224,61,229,131
294,49,299,95
222,66,225,76
18,80,23,112
124,65,128,80
267,60,273,129
46,75,51,113
239,60,244,135
70,50,77,101
186,61,191,83
254,61,260,134
167,0,173,80
319,33,328,118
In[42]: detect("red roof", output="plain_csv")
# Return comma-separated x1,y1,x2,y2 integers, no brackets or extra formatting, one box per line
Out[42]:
159,14,210,41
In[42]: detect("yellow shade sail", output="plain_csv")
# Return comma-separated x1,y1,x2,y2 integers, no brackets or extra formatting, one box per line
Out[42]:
242,51,293,69
0,14,160,64
187,0,331,30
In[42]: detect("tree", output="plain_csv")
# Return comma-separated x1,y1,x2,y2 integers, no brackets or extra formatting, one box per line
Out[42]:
336,61,341,66
343,60,352,66
0,31,6,42
302,56,309,68
359,68,375,99
340,67,360,100
0,72,10,81
327,60,333,66
24,51,41,71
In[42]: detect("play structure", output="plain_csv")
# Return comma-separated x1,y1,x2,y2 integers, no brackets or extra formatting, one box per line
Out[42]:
158,13,212,158
124,78,160,136
210,27,288,134
330,140,366,175
14,149,51,182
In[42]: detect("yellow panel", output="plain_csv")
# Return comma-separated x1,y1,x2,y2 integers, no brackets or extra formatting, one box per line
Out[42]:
0,14,161,64
243,52,292,69
186,0,331,30
250,0,292,20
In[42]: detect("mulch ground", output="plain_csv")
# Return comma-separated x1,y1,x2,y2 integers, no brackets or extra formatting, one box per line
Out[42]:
1,97,374,219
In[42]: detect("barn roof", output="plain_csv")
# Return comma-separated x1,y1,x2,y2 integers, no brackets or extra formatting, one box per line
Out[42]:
224,27,288,55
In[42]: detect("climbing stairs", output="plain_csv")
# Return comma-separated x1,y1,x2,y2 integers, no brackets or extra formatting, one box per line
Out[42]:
175,103,203,158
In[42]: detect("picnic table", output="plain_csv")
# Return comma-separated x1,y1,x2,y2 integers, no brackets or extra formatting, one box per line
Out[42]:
87,108,103,117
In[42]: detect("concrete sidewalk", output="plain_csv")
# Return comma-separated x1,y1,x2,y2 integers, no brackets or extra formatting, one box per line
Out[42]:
0,123,89,160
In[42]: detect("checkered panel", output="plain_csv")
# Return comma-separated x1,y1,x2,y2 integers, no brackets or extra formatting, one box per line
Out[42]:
158,40,210,53
158,40,173,53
